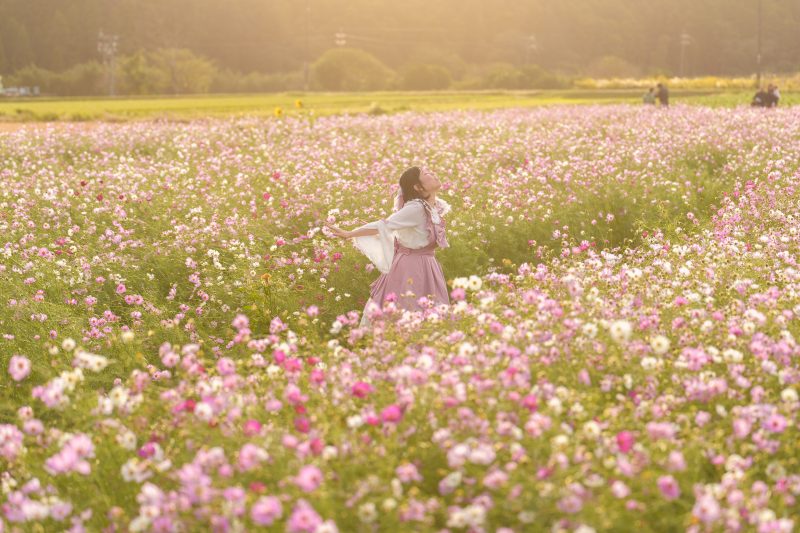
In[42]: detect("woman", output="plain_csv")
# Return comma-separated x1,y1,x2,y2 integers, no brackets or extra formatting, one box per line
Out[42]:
326,166,451,327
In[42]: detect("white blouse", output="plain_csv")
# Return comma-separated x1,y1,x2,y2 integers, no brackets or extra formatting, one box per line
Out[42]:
352,198,450,274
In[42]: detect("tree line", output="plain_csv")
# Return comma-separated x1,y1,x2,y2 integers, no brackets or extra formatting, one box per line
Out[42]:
1,0,798,94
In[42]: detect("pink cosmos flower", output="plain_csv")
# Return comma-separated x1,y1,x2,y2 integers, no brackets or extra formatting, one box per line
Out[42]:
351,381,374,398
692,494,721,524
251,496,282,526
216,357,236,376
8,355,31,381
287,499,323,532
242,419,262,436
657,475,681,500
381,404,403,424
483,469,509,490
762,413,788,433
44,433,94,475
450,288,466,301
611,480,630,499
557,494,583,514
666,450,687,472
231,313,250,330
521,394,538,412
294,465,323,492
396,463,423,483
0,424,25,461
238,443,268,472
616,431,635,453
22,419,44,435
695,411,711,427
646,421,677,440
294,416,311,433
733,418,752,439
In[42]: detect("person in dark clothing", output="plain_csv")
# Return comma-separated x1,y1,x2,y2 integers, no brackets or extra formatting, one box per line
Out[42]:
655,83,669,107
753,85,781,108
766,84,780,107
752,87,768,107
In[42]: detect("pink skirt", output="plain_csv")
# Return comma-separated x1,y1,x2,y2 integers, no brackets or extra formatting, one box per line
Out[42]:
369,243,449,312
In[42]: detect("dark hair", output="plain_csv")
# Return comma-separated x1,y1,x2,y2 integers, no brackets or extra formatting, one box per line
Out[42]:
399,166,426,203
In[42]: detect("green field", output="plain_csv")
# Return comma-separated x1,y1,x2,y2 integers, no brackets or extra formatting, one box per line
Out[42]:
1,89,796,122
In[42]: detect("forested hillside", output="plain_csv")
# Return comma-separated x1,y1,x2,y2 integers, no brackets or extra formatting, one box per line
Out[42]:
1,0,799,77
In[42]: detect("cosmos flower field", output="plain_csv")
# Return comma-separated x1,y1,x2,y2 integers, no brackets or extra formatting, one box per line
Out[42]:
2,105,800,532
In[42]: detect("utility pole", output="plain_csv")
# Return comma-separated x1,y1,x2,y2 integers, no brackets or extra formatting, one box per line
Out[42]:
97,31,119,96
303,0,310,91
525,34,538,65
756,0,763,88
679,31,691,77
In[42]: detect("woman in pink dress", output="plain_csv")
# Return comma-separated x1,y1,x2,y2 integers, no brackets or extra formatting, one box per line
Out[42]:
326,166,450,327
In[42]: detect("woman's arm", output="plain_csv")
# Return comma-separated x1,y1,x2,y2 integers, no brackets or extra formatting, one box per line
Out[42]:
325,224,378,239
334,202,423,274
347,227,379,237
326,202,423,239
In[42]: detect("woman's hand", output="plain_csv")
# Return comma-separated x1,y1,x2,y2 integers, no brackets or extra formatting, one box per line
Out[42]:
324,223,351,239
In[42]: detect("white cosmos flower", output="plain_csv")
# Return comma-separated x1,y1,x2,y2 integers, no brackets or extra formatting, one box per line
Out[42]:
722,349,743,363
650,335,670,355
583,421,601,438
467,275,482,291
780,388,798,403
582,322,598,338
358,502,377,524
194,402,213,421
641,357,658,371
346,415,364,429
452,277,468,289
109,386,129,407
609,320,632,343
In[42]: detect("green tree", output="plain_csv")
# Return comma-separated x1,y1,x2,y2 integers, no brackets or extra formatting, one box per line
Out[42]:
312,48,395,91
1,0,799,81
119,50,162,95
4,18,34,71
148,48,217,94
0,40,8,74
587,55,641,78
8,65,56,92
400,64,452,90
55,61,104,96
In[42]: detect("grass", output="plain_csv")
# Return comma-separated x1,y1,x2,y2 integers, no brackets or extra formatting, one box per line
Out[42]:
2,89,791,123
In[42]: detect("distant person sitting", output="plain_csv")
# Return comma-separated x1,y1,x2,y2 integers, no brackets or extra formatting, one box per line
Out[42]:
643,87,656,105
751,87,768,107
655,83,669,107
766,84,780,107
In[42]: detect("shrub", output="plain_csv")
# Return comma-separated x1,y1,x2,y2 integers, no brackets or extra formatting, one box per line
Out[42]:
399,63,452,90
146,48,217,94
586,55,641,78
311,48,395,91
473,63,569,90
8,62,104,96
210,69,304,93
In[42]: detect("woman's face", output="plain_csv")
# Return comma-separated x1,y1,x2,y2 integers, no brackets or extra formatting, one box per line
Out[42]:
417,168,441,195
